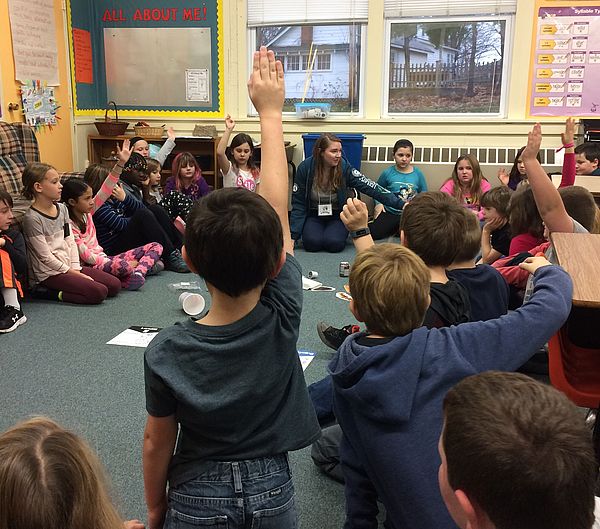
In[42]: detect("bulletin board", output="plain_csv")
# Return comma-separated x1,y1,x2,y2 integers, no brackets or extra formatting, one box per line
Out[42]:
528,1,600,117
66,0,224,117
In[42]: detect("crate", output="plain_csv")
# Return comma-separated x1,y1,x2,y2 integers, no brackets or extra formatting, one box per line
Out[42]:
133,126,164,139
294,102,331,119
303,133,366,170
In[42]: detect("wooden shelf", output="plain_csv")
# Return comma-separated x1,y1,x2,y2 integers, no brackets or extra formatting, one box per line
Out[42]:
88,134,221,189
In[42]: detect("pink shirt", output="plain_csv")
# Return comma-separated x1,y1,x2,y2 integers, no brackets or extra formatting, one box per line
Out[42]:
439,179,492,220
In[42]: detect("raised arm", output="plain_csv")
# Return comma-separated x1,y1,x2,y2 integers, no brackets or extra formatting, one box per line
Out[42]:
92,139,132,211
522,123,573,233
559,117,576,188
217,115,235,174
247,46,292,255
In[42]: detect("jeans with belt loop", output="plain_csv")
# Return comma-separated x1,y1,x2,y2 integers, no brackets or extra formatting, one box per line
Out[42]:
164,453,297,529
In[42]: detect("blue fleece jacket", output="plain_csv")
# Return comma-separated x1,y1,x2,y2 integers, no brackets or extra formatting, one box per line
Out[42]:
330,265,572,529
290,158,405,240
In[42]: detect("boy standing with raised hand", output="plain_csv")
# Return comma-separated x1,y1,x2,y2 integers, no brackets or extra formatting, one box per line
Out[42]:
330,196,573,529
142,47,319,529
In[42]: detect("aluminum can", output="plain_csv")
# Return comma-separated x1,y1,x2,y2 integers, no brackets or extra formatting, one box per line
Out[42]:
339,261,351,277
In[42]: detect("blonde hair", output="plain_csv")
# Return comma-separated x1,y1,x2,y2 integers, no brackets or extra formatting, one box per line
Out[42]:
350,243,430,336
0,417,124,529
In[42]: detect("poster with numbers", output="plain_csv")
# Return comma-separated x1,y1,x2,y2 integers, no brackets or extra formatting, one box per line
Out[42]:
529,5,600,117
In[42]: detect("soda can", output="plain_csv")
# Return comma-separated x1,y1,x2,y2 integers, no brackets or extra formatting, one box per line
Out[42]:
308,270,319,279
339,261,351,278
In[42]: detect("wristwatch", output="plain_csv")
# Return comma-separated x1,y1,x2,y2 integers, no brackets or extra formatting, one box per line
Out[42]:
350,227,370,239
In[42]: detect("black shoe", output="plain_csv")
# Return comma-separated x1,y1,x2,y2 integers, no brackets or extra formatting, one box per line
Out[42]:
0,306,27,333
164,249,190,273
317,322,360,350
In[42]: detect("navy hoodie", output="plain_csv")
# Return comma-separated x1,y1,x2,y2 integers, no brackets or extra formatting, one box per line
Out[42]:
330,265,572,529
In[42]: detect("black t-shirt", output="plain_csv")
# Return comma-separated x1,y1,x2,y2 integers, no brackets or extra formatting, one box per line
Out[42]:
144,254,320,487
491,223,512,257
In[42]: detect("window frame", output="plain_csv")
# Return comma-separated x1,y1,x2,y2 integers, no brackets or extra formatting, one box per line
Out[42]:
382,15,514,118
248,24,367,117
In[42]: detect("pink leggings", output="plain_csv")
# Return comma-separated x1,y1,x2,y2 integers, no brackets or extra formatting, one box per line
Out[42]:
97,242,162,288
40,266,121,304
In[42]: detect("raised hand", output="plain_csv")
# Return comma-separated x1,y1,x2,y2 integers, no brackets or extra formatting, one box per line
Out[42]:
247,46,284,117
522,123,542,162
116,139,132,165
560,117,575,147
497,168,509,186
167,127,176,141
225,114,235,131
340,198,369,231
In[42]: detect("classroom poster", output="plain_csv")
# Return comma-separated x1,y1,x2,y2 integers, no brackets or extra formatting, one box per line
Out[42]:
529,5,600,117
66,0,224,117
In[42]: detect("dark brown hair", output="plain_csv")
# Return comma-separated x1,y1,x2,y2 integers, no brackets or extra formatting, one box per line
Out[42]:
480,186,511,217
400,191,466,267
508,185,544,239
312,133,342,191
558,186,597,232
0,189,13,208
184,187,283,297
443,371,596,529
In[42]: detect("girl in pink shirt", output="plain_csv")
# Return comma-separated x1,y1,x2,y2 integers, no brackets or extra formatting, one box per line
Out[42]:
440,154,491,220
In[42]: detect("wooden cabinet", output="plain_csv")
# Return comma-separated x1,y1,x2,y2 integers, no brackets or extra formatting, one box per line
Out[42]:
87,135,221,189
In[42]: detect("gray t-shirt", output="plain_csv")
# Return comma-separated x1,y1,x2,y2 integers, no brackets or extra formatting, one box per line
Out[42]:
144,254,320,487
523,218,588,302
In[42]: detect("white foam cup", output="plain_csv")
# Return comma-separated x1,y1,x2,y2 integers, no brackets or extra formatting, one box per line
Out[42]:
179,292,205,316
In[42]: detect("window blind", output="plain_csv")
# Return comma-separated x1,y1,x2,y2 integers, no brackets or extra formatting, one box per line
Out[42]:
383,0,517,17
247,0,368,27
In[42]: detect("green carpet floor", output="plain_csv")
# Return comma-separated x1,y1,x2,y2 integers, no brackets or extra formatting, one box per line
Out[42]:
0,244,365,527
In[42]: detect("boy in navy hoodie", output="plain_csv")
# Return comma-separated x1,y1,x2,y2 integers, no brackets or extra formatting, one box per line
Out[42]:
330,197,573,529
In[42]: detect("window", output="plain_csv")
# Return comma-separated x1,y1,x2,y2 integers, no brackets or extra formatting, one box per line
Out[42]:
247,0,367,114
383,1,516,115
254,25,363,113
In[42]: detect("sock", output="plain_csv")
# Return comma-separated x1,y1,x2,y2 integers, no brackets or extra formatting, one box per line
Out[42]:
1,288,20,310
58,291,63,301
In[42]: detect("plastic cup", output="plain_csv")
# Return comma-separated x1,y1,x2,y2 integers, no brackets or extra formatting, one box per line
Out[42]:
179,292,205,316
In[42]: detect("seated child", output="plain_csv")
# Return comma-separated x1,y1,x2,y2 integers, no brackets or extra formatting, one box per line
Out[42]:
369,138,427,240
142,47,319,529
330,246,572,529
21,163,121,304
0,416,144,529
164,152,211,200
0,189,27,332
130,127,176,166
575,141,600,176
480,186,511,263
508,184,545,254
447,208,509,322
439,371,597,529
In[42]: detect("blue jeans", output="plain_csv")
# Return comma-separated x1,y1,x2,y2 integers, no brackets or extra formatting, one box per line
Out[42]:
164,454,297,529
302,214,347,253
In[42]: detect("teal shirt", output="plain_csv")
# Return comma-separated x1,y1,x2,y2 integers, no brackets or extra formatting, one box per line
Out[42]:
376,165,427,214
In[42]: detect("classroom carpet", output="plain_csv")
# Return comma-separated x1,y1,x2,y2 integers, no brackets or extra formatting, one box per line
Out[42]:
0,244,366,528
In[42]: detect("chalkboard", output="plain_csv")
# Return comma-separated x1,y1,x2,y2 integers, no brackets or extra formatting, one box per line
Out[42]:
66,0,223,116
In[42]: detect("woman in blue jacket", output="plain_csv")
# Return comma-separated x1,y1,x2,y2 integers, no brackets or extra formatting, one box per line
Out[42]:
291,133,405,252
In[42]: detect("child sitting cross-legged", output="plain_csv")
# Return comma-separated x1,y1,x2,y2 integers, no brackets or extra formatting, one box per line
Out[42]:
142,47,319,529
447,207,509,322
329,222,573,528
439,371,598,529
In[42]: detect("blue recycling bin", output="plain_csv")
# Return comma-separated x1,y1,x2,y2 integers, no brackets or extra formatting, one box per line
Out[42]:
302,133,366,170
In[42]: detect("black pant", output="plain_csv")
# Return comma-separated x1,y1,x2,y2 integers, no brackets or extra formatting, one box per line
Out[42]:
107,208,178,256
369,210,402,240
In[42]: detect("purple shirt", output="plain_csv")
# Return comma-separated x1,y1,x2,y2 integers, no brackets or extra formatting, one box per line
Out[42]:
164,175,211,200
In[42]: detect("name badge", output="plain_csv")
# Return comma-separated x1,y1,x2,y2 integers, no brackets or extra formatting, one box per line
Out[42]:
318,204,332,216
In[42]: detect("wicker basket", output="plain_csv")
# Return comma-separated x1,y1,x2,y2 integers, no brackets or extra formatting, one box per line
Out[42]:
193,124,218,138
95,101,129,137
133,125,164,139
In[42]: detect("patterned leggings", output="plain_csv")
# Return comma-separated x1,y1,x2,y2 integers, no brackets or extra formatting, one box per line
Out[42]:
97,242,163,288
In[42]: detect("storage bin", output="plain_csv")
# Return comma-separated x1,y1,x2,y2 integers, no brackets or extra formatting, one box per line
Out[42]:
294,102,331,119
302,133,366,170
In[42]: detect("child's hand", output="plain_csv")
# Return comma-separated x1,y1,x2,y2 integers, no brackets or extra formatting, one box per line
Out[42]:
497,168,509,186
123,520,145,529
519,255,552,275
561,117,575,147
522,123,542,161
117,139,132,165
167,127,176,141
68,269,94,281
0,237,5,248
483,216,506,233
341,198,369,231
112,183,126,202
225,114,235,131
247,46,284,117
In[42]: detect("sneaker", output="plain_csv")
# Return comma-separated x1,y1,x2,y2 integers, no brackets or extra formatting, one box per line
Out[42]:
0,306,27,333
164,249,190,274
147,260,165,276
125,271,145,291
317,321,360,350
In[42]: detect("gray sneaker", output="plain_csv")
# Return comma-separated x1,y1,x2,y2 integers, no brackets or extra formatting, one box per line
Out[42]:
164,250,190,273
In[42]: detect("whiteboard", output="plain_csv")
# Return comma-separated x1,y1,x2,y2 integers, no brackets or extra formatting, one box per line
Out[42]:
103,27,212,108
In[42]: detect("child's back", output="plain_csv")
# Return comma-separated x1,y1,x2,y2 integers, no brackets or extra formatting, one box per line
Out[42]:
331,245,572,529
